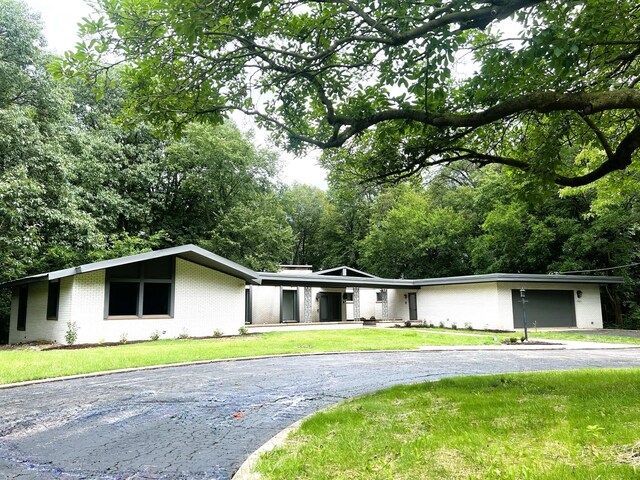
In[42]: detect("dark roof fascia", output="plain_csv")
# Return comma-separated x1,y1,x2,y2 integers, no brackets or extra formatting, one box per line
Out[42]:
2,245,261,287
1,273,50,288
259,273,415,289
313,266,378,278
259,272,624,288
412,273,624,286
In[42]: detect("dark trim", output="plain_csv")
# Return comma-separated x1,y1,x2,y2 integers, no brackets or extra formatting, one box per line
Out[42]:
245,287,253,325
17,285,28,331
104,257,175,319
46,280,60,320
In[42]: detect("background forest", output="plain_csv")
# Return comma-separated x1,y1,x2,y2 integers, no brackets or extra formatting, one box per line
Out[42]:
1,0,639,336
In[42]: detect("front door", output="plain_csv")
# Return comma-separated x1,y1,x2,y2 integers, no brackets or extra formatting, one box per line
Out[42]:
319,292,342,322
408,293,417,321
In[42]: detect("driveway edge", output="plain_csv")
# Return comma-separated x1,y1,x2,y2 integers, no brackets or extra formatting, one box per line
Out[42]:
3,342,639,390
231,419,304,480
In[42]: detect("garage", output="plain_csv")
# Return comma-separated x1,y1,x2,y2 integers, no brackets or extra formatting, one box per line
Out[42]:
512,289,577,328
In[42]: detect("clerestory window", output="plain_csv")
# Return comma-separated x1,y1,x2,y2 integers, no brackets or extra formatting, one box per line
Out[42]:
105,257,174,318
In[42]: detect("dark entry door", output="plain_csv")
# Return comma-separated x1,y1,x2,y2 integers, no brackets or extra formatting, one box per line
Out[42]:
319,292,342,322
512,289,576,328
408,293,418,321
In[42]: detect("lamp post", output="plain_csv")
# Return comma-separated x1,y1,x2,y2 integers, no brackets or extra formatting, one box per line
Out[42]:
519,287,529,342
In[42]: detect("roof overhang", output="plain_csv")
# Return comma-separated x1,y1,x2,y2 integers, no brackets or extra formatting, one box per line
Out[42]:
2,245,261,287
258,272,623,288
412,273,624,287
259,272,416,289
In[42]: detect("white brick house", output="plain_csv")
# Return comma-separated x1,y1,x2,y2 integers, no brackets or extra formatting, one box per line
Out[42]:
249,269,618,330
2,245,622,345
5,245,257,345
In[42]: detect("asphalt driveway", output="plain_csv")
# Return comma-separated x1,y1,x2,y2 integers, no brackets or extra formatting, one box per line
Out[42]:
1,349,640,479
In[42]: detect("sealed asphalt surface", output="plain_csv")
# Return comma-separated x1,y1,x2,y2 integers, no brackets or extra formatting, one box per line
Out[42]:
1,349,640,479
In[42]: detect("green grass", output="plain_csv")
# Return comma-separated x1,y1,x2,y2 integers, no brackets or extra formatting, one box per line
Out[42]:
532,331,640,344
257,369,640,479
0,329,507,384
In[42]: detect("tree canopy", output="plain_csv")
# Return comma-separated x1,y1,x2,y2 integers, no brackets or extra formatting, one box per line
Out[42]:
64,0,640,186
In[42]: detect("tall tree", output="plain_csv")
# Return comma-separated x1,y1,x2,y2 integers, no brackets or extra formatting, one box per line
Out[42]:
281,184,327,266
156,122,280,244
65,0,640,187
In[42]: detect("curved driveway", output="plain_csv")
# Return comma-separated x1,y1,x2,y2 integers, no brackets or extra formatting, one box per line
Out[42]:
1,349,640,479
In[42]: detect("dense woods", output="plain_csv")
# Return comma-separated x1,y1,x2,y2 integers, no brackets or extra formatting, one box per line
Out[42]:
1,0,639,334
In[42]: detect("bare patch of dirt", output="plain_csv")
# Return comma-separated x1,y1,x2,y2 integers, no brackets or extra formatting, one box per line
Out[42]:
615,441,640,466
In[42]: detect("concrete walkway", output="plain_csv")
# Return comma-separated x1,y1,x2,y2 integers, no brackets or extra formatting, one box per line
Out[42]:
1,349,640,479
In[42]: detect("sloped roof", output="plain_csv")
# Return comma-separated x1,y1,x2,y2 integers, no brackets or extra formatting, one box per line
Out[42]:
2,244,261,287
2,245,623,289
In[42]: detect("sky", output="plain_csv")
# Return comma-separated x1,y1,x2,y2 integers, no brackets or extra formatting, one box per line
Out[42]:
24,0,329,189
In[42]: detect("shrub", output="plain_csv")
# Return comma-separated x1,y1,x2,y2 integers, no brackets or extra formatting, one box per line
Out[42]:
150,330,161,341
213,329,223,337
65,321,79,345
451,323,458,330
464,322,473,330
177,328,190,339
404,320,412,328
119,332,128,344
438,321,445,329
238,326,249,335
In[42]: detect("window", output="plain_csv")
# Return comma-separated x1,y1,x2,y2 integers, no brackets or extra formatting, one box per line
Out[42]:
344,292,354,302
376,291,384,302
106,257,174,318
47,280,60,320
17,285,28,331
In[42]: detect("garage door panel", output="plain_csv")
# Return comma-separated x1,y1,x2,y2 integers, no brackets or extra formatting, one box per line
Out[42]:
512,290,576,328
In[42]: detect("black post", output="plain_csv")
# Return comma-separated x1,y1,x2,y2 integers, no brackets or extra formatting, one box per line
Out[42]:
519,287,529,342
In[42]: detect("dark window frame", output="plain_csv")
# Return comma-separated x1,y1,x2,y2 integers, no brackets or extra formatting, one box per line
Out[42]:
17,285,28,331
104,257,175,319
280,288,299,323
47,280,60,320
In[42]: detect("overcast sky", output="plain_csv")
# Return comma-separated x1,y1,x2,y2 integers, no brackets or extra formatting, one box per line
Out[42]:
24,0,328,189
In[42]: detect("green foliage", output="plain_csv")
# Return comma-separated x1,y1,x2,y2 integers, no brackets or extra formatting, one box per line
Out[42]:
204,194,293,271
65,0,640,187
64,322,79,345
280,184,327,266
360,184,475,278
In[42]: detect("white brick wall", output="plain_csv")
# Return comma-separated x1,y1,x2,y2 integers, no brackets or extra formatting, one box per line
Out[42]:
173,258,245,337
417,283,505,330
8,279,72,344
387,289,419,320
8,257,246,344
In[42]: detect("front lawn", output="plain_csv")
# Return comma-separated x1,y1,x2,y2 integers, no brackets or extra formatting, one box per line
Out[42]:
257,369,640,479
532,331,640,345
0,329,506,384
